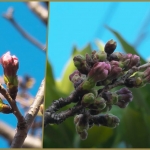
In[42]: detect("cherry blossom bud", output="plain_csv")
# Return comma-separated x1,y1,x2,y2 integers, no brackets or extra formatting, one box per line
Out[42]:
104,39,117,55
0,51,19,76
87,62,111,83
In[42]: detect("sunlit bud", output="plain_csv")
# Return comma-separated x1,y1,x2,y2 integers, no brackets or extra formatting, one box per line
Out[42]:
0,51,19,76
104,39,117,55
109,61,122,80
87,62,111,83
122,54,140,70
0,99,12,114
91,51,107,63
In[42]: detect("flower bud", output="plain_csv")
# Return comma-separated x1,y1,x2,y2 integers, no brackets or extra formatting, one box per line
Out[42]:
69,70,85,88
143,67,150,83
79,130,88,140
81,93,95,107
108,61,122,80
74,114,83,125
102,91,118,105
75,114,89,133
0,99,12,114
115,87,133,108
0,51,19,76
109,52,123,61
89,97,106,110
91,51,107,63
121,54,140,70
104,114,120,128
73,55,89,74
104,39,117,55
87,62,111,83
1,52,19,99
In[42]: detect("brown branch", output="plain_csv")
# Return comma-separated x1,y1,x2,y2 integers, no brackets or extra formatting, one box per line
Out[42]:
2,7,46,52
26,2,48,25
0,121,41,148
10,79,45,148
0,84,25,126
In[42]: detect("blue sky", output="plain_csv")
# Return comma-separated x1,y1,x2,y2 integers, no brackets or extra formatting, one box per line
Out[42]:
48,2,150,80
0,2,46,147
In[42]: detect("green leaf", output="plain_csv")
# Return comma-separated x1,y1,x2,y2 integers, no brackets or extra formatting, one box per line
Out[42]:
56,44,92,94
106,25,146,64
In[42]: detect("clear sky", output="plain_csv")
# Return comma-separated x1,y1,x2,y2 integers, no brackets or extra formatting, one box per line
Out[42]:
0,2,46,147
48,2,150,80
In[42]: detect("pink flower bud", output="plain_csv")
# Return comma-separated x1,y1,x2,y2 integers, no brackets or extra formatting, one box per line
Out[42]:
109,61,122,79
87,62,111,83
0,51,19,76
122,54,140,70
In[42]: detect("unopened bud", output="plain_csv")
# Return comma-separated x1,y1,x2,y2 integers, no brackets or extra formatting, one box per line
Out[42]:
81,93,95,107
69,70,85,88
0,51,19,76
115,87,133,108
91,51,107,63
0,101,12,114
104,39,117,55
73,55,89,74
89,97,106,110
105,114,120,128
87,62,111,83
79,130,88,140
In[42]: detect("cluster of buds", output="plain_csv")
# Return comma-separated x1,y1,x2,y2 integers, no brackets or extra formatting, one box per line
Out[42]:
68,39,148,140
0,51,19,100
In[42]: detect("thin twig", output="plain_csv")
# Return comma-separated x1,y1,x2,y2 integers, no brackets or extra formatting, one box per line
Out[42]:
0,84,25,126
11,79,45,148
26,2,48,25
2,7,46,52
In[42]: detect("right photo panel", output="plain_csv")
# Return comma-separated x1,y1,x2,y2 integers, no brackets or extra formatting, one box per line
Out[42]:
44,2,150,148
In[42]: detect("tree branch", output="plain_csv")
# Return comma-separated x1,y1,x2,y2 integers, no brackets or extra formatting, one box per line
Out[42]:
0,121,41,148
2,7,46,51
10,79,45,148
0,84,25,127
26,2,48,25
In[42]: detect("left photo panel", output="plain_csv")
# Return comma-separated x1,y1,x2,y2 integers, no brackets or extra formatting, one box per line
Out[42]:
0,2,48,148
